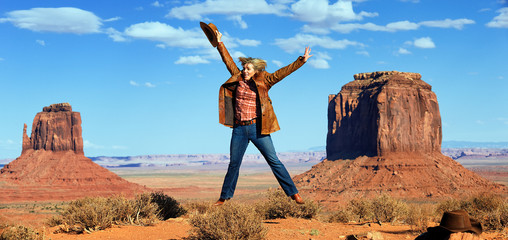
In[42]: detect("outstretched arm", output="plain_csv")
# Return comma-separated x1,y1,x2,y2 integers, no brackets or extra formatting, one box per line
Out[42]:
266,46,313,88
216,30,240,76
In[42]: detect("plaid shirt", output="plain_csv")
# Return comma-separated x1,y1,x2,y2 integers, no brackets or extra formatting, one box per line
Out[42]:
235,79,259,121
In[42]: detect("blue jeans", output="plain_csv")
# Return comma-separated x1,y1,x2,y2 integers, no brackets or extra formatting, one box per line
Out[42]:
220,122,299,199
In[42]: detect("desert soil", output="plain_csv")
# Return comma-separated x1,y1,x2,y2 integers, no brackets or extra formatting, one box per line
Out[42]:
1,166,507,240
43,217,507,240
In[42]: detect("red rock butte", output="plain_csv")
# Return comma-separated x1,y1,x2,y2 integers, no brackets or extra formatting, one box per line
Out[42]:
294,71,506,203
0,103,147,203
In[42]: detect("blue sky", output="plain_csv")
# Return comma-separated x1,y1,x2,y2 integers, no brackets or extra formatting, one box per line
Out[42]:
0,0,507,159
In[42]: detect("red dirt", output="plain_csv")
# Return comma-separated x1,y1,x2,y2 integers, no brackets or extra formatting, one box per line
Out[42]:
42,217,506,240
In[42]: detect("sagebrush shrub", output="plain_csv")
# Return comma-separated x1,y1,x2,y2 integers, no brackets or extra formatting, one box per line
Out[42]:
150,191,186,220
256,189,319,219
54,194,159,233
189,202,266,240
436,194,507,231
348,198,373,222
0,225,44,240
184,200,213,215
405,203,435,233
370,194,408,223
328,206,354,223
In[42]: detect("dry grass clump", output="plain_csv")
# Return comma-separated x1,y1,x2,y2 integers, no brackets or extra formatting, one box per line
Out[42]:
0,225,44,240
256,189,320,220
150,191,186,220
437,193,508,231
189,202,266,240
329,194,408,224
404,203,435,234
50,193,159,233
183,200,213,215
327,205,355,223
371,194,409,223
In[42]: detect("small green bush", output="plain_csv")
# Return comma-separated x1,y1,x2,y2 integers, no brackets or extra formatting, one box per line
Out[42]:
0,225,44,240
256,189,319,219
189,202,266,240
150,191,186,220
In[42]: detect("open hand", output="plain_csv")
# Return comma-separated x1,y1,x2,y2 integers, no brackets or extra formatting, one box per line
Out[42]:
216,30,222,43
303,46,313,62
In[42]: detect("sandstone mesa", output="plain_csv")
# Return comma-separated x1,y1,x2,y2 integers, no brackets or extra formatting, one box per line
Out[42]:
294,71,507,203
0,103,146,203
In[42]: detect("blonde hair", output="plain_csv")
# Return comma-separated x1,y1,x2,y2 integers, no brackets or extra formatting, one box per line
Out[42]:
239,57,267,72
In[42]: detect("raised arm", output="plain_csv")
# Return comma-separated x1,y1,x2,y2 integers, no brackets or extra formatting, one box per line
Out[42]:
216,31,240,76
265,46,313,88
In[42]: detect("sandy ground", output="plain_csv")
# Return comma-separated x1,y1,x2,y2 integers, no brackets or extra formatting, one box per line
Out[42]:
1,165,507,240
43,217,507,240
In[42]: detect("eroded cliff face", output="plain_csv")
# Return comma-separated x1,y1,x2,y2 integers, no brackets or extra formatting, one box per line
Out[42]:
327,71,442,160
22,103,84,154
295,71,506,202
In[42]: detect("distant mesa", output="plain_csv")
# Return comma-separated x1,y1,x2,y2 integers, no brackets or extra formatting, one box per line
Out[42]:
22,103,83,154
294,71,507,202
0,103,147,203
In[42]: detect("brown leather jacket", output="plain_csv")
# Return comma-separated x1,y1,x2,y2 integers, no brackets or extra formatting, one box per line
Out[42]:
217,42,306,135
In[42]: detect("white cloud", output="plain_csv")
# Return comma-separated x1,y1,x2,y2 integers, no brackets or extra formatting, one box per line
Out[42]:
105,27,127,42
104,17,121,22
400,0,420,3
497,117,508,125
291,0,367,23
313,18,474,34
272,60,283,67
228,15,248,29
36,39,45,46
84,140,127,150
1,7,102,34
397,47,411,55
419,18,475,29
386,21,420,31
294,0,378,34
486,7,508,28
84,140,104,149
130,80,157,87
308,52,331,69
236,39,261,47
175,55,211,65
166,0,287,21
124,21,208,48
274,33,364,53
152,1,164,7
413,37,435,48
356,50,369,56
0,57,4,61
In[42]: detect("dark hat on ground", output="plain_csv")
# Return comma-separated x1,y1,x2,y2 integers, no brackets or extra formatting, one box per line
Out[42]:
200,22,219,47
428,210,482,235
